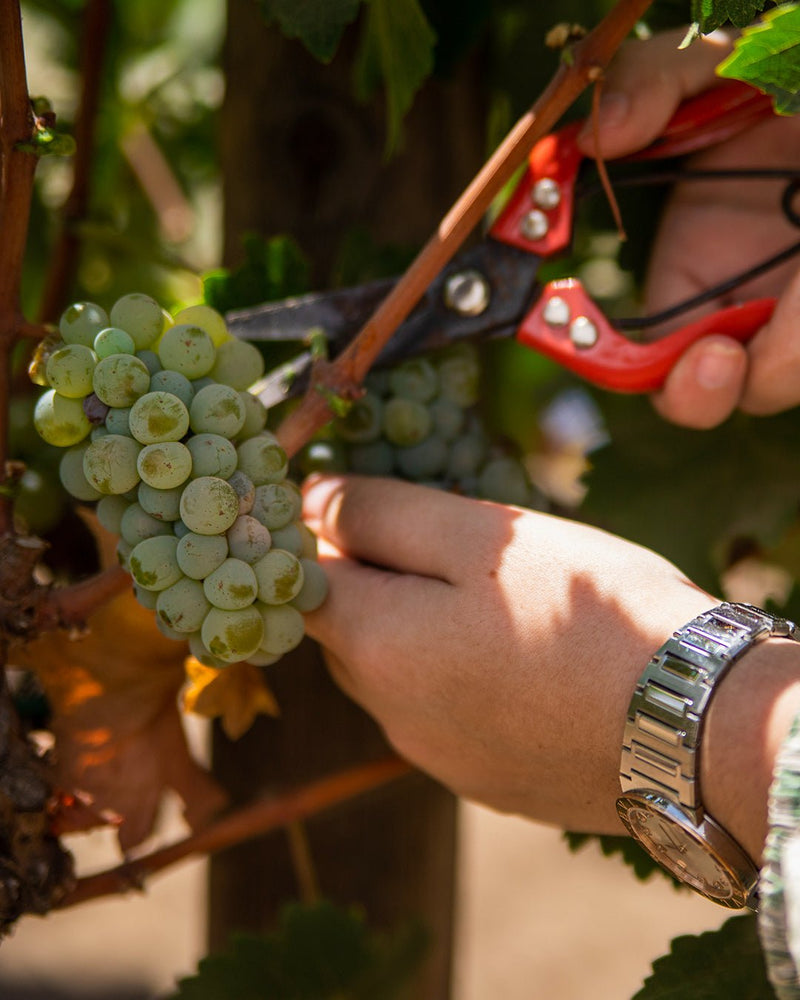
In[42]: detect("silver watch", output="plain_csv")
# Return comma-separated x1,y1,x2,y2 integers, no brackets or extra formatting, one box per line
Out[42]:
616,602,800,910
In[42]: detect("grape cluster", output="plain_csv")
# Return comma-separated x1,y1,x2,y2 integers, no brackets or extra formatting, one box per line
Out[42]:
31,293,328,669
305,344,541,509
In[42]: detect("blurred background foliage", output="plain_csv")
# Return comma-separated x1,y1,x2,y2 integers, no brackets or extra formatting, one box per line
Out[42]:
15,0,800,612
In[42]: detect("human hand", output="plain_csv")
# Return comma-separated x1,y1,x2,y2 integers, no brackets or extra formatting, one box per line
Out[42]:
301,473,717,836
577,29,800,427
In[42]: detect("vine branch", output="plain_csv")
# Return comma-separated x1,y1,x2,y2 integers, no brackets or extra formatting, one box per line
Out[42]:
275,0,655,459
57,755,413,908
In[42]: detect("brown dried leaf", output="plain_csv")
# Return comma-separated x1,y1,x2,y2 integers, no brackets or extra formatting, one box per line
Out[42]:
182,657,279,742
9,515,228,851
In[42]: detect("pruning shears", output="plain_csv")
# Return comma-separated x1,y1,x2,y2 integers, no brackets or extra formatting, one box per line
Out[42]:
227,80,800,406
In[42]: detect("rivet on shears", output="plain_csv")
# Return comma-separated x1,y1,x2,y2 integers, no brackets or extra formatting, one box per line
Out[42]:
443,269,491,316
570,316,599,349
520,209,549,242
532,178,561,210
542,296,570,327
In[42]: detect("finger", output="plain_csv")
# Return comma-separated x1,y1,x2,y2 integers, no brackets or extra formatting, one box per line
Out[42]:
741,268,800,415
651,336,748,428
577,29,734,159
302,473,509,582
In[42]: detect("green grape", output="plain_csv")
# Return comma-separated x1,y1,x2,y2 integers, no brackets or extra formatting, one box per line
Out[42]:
477,456,532,507
155,616,190,642
157,324,216,378
382,397,431,447
156,577,211,633
200,605,264,664
445,431,488,481
93,327,135,359
438,345,481,407
388,358,439,403
133,584,159,610
237,391,268,439
136,350,162,375
299,439,347,475
203,557,259,610
45,344,97,398
120,502,174,546
96,494,131,535
59,301,109,347
109,292,164,349
173,304,231,348
83,434,142,494
334,391,383,444
176,531,228,579
13,466,64,535
137,441,192,489
138,481,183,521
268,523,303,557
227,470,255,514
128,534,182,591
258,603,305,655
93,354,151,407
188,632,229,669
117,538,133,571
173,519,191,538
348,440,394,476
90,425,109,441
128,391,190,444
244,649,281,667
226,515,271,564
396,434,447,480
250,482,298,531
149,369,194,408
209,338,265,390
253,548,303,605
235,434,288,486
186,433,238,479
34,389,91,446
188,383,246,438
290,558,329,612
430,397,465,442
180,476,240,535
191,376,215,393
58,442,103,501
296,522,318,559
104,406,133,437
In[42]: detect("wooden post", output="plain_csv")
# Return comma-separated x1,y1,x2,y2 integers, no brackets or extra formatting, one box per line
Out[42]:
211,4,488,996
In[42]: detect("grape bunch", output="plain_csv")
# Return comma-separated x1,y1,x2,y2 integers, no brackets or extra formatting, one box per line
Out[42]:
304,343,542,509
31,293,328,670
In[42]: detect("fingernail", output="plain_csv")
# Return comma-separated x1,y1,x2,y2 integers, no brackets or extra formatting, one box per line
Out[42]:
578,91,630,142
301,474,345,518
695,342,742,390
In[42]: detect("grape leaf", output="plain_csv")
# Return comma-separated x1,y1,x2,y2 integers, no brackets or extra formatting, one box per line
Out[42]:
633,914,771,998
182,657,279,741
255,0,363,62
7,514,227,851
580,396,800,593
717,3,800,115
353,0,437,154
169,900,428,1000
690,0,767,33
203,233,311,315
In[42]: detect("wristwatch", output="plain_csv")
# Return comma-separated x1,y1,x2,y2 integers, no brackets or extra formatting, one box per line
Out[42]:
616,602,800,910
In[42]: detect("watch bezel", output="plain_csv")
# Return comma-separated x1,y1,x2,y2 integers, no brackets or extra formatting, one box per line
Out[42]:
616,789,759,910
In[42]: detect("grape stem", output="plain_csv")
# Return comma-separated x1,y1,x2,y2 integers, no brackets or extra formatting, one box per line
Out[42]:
274,0,655,460
55,754,413,908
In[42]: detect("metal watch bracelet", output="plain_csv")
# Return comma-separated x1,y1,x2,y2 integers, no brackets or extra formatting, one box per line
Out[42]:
619,602,800,828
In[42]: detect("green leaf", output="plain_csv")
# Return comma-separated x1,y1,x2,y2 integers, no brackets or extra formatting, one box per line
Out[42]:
353,0,437,154
690,0,768,33
255,0,363,62
564,832,684,886
168,900,428,1000
202,233,311,314
717,3,800,115
581,397,800,593
633,914,772,998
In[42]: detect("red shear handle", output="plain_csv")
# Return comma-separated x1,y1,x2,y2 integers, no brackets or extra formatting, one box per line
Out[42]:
517,278,776,392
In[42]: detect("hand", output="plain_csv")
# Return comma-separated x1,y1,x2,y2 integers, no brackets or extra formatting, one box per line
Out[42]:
301,473,716,834
577,29,800,427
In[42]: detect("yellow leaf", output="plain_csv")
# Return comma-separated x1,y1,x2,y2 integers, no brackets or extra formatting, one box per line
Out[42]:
182,657,279,741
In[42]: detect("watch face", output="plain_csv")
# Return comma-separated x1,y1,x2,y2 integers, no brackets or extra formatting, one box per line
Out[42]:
617,794,749,908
